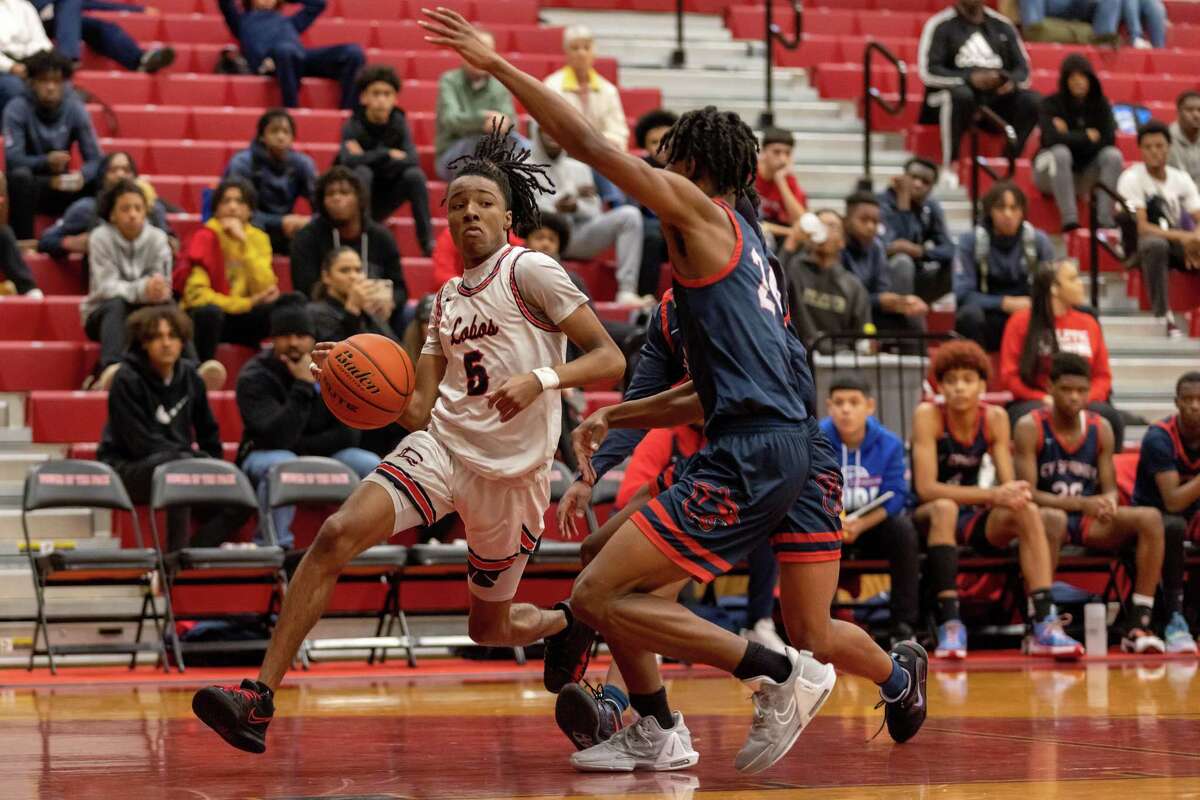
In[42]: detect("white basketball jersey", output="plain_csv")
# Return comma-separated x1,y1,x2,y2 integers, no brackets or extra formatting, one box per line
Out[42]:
422,244,589,480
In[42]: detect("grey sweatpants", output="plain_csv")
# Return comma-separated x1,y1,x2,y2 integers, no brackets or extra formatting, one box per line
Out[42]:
1032,144,1123,228
564,205,644,295
1137,235,1183,317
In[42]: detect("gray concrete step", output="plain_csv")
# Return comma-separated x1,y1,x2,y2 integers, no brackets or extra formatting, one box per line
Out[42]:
0,452,48,483
542,9,730,38
620,66,819,102
1110,356,1199,389
0,508,106,542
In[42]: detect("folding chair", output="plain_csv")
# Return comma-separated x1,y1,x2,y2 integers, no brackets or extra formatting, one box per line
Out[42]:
533,460,583,563
269,457,412,666
22,460,170,674
153,458,281,671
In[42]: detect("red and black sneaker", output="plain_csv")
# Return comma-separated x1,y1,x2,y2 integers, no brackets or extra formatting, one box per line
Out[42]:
192,679,275,753
543,601,596,694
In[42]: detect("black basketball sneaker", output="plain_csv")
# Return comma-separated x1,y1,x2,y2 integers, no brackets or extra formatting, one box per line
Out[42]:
192,679,275,753
543,601,597,693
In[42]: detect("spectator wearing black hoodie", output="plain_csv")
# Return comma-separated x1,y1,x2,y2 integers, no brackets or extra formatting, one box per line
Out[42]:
336,64,433,254
223,108,315,253
236,295,378,546
878,158,955,303
3,50,102,239
1034,54,1123,232
217,0,364,110
97,306,249,552
290,166,406,333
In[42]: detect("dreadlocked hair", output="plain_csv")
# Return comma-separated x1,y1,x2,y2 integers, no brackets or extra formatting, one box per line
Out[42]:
658,106,759,209
446,123,555,237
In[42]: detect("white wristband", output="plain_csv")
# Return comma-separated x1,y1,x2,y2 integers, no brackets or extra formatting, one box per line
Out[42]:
532,367,560,391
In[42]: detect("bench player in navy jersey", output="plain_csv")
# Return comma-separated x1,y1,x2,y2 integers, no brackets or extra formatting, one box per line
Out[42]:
1132,370,1200,653
911,340,1082,659
1014,353,1173,654
421,8,927,775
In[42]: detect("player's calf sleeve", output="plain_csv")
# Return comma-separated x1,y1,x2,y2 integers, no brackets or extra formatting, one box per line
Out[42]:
1162,516,1187,614
927,545,960,621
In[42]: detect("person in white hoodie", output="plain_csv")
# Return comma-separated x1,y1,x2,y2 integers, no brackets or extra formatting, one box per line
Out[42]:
531,123,645,305
0,0,53,114
80,177,174,390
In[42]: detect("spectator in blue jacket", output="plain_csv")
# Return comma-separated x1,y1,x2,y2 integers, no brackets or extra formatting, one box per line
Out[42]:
953,181,1054,351
223,108,316,253
38,150,173,259
878,158,955,303
218,0,364,110
842,192,929,338
819,372,919,644
32,1,175,73
3,50,102,239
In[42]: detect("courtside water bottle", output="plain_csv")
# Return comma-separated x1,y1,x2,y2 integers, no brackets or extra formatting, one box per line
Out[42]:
1084,602,1107,656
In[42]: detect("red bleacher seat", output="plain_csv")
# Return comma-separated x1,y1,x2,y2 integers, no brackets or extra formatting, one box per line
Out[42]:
24,255,87,296
27,390,242,443
0,343,97,392
68,441,240,462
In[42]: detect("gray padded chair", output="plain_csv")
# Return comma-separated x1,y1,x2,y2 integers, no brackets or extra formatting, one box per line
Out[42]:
153,458,277,671
22,460,170,674
269,457,412,666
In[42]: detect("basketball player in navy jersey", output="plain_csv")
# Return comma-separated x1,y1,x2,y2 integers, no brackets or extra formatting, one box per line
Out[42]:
1015,353,1176,654
911,340,1083,659
421,8,926,775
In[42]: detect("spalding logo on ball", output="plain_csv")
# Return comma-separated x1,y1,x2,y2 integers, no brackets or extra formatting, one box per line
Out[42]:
319,334,415,430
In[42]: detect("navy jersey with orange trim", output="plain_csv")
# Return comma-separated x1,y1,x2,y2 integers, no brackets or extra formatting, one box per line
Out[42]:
1033,408,1101,499
935,406,991,486
672,200,812,431
1134,415,1200,518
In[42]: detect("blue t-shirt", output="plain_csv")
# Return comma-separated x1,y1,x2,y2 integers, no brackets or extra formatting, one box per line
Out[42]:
1133,416,1200,519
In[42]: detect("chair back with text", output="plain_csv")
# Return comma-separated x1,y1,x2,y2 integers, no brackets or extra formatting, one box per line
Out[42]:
265,457,358,546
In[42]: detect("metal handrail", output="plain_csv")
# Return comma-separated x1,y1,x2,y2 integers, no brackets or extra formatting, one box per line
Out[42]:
968,105,1017,226
670,0,686,68
760,1,803,128
862,41,908,185
1087,182,1127,310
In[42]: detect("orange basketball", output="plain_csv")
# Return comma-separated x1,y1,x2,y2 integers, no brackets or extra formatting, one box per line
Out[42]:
319,334,415,430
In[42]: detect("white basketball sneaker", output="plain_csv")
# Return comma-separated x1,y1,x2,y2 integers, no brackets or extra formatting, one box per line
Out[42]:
569,711,699,772
735,646,837,774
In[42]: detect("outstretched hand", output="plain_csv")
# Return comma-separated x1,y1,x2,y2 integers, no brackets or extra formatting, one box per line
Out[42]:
419,7,502,72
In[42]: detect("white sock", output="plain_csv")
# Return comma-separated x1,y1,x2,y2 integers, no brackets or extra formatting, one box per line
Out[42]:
1132,593,1154,610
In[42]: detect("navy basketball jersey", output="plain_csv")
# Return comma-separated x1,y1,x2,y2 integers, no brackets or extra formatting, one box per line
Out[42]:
670,199,812,430
1033,408,1101,498
936,406,991,486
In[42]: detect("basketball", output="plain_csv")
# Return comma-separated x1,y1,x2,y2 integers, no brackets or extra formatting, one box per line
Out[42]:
319,334,415,430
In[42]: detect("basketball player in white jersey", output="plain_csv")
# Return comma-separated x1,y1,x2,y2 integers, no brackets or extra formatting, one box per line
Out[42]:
191,130,626,755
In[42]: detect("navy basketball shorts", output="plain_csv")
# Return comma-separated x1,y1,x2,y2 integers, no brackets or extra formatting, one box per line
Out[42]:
631,417,844,583
956,505,993,551
1066,512,1094,546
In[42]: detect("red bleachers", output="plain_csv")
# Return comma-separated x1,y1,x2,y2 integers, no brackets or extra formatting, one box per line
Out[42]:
26,390,243,443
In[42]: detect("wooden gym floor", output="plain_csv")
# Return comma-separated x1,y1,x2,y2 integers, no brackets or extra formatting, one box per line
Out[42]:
1,656,1198,799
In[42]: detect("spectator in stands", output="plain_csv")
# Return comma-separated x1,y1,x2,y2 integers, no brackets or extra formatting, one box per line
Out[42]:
179,177,279,365
631,109,676,297
38,151,173,259
878,157,955,303
217,0,364,110
1018,0,1121,44
97,306,248,552
224,108,315,254
954,181,1053,350
780,209,871,352
917,0,1039,179
543,25,628,151
820,373,920,645
1033,54,1122,233
1121,0,1168,48
1116,120,1200,339
290,166,406,333
236,294,379,547
1000,259,1123,445
1015,352,1186,654
80,178,174,391
33,1,175,74
531,123,645,305
754,127,807,248
912,340,1082,659
337,64,433,255
1168,91,1200,185
401,293,434,365
1134,370,1200,652
434,29,525,181
0,0,52,115
3,50,102,239
307,246,396,342
0,173,42,296
842,192,928,334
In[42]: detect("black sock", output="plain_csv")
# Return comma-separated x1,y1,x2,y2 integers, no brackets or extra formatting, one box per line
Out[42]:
927,546,959,613
937,595,961,624
1163,521,1186,615
1030,589,1054,621
1126,603,1154,632
630,687,674,729
733,640,792,683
